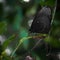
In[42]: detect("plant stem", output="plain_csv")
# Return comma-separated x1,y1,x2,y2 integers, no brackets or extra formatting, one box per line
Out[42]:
11,34,47,57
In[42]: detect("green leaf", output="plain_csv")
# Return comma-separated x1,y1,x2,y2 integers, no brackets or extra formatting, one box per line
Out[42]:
2,34,16,50
45,0,55,6
0,22,7,34
45,36,60,48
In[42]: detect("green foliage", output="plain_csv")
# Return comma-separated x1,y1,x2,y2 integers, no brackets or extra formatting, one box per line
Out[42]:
2,34,16,50
0,22,7,34
45,36,60,47
0,0,60,60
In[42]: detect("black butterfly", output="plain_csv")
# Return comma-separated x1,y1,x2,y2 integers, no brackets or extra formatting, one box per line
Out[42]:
29,6,51,34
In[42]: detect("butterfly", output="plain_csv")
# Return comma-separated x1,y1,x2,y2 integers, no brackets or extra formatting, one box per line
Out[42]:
29,6,51,34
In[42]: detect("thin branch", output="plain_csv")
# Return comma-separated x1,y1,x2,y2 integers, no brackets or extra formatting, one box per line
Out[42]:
10,34,47,57
49,0,57,35
47,0,57,56
51,0,57,25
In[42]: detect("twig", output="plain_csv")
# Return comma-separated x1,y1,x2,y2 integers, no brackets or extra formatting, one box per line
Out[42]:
10,34,47,57
47,0,57,56
51,0,57,25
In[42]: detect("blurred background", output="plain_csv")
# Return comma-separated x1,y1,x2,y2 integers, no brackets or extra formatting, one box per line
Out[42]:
0,0,60,60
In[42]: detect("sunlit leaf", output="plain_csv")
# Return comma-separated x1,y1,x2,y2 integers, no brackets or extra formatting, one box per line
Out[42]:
2,34,16,50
